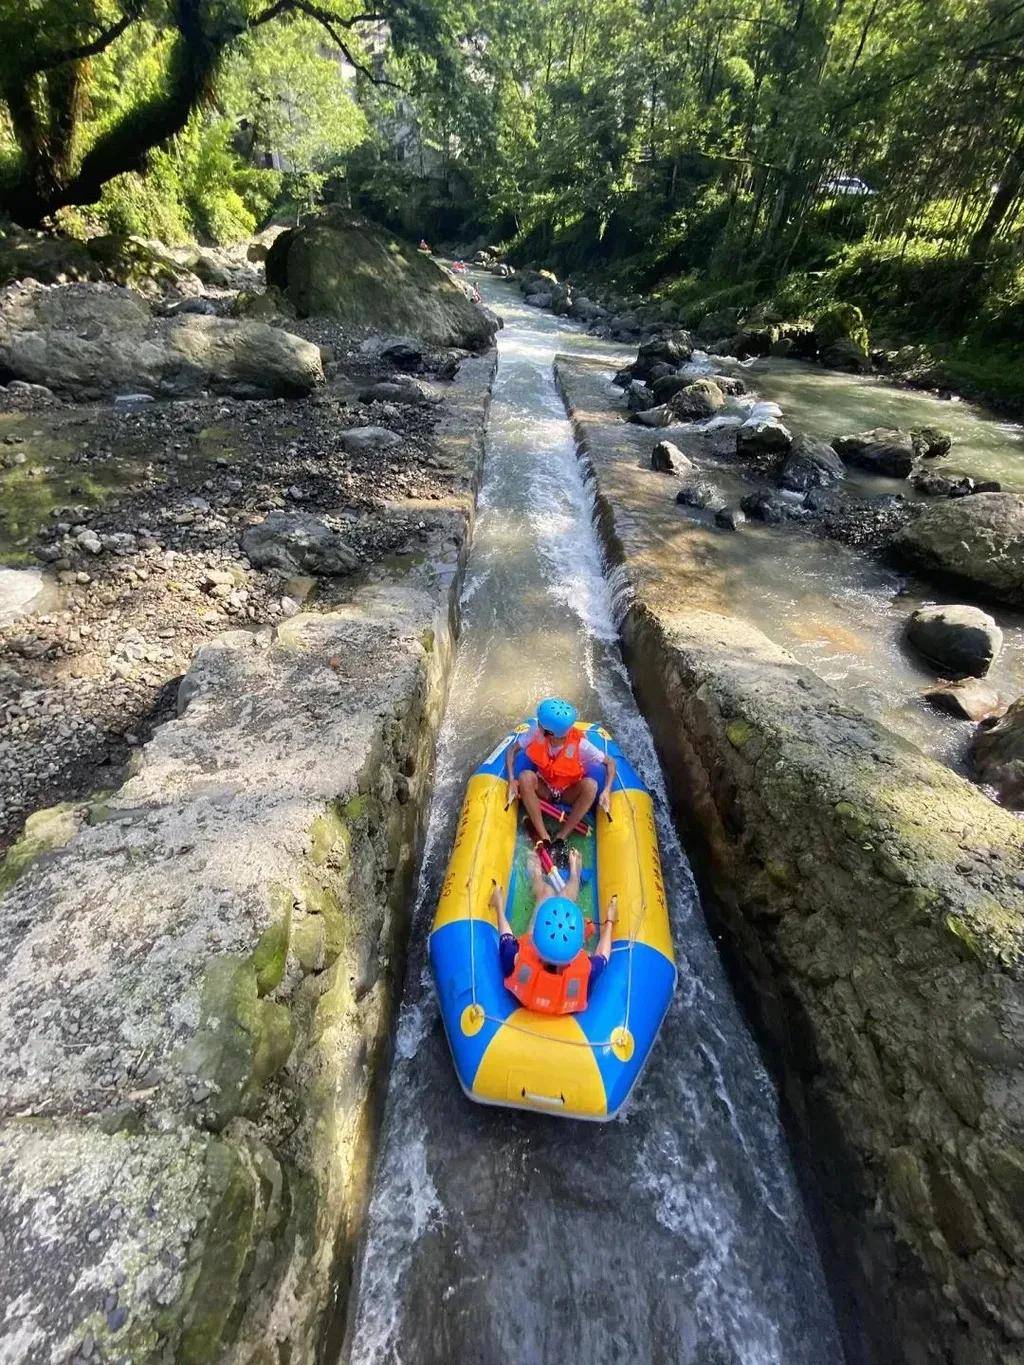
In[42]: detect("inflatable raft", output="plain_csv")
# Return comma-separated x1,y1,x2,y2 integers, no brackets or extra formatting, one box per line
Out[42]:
429,721,676,1120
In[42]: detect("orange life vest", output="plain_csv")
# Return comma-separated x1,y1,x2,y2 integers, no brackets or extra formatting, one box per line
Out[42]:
504,936,591,1015
525,731,586,793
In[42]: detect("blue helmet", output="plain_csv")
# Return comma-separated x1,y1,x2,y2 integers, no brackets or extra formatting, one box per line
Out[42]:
536,697,577,739
533,896,584,965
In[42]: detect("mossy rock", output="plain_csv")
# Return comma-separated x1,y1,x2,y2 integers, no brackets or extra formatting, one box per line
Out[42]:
230,286,295,322
813,302,869,358
268,209,496,349
0,801,84,895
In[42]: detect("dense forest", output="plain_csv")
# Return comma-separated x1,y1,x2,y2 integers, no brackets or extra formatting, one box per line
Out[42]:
3,1,1024,392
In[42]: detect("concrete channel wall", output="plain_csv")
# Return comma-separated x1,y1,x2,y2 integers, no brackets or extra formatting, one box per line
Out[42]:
0,355,495,1364
556,355,1024,1365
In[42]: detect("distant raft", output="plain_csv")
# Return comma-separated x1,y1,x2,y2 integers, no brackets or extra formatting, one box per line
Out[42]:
429,721,676,1120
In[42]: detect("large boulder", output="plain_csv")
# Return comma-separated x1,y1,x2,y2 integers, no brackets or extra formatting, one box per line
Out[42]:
667,378,725,421
906,605,1003,678
241,512,359,576
778,435,845,492
0,282,323,399
162,315,324,397
972,699,1024,808
265,210,496,350
834,428,916,478
891,494,1024,606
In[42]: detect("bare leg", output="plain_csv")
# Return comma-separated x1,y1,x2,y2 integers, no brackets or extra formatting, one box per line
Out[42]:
563,847,582,901
527,853,552,907
518,769,553,843
556,777,599,841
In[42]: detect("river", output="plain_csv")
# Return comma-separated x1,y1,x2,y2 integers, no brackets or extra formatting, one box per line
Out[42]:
341,279,841,1363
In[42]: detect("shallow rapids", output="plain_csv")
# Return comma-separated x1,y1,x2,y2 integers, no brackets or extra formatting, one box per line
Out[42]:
342,280,841,1364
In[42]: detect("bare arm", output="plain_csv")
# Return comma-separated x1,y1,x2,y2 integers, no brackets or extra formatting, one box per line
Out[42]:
505,738,520,802
598,755,617,815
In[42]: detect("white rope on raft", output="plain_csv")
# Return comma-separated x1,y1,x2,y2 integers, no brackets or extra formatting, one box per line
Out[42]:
463,728,648,1051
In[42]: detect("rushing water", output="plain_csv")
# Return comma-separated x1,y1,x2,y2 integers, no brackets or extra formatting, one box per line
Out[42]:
342,281,841,1363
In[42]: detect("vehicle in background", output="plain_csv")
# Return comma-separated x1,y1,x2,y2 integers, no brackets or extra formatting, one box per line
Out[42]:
819,173,876,196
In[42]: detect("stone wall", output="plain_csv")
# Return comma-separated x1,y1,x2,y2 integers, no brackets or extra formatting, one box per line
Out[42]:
556,354,1024,1365
0,356,494,1364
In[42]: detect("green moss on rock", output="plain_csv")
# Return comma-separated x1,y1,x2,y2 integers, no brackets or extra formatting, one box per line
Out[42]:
0,801,84,895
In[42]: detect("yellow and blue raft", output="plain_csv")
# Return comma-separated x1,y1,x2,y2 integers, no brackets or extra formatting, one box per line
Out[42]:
429,721,676,1120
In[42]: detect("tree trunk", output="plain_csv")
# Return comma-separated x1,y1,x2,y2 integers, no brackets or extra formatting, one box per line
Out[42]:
970,130,1024,260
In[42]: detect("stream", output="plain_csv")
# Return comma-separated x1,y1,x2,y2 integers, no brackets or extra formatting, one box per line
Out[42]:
342,280,842,1362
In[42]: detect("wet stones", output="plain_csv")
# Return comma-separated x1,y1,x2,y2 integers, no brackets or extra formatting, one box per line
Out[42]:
833,428,916,479
778,435,845,493
736,417,792,459
911,426,953,459
924,679,1004,722
714,505,744,531
740,490,791,524
892,493,1024,606
667,378,726,421
906,604,1003,678
971,698,1024,808
650,440,694,475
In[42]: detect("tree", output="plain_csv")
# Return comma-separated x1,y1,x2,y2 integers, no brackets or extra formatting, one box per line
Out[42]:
0,0,452,226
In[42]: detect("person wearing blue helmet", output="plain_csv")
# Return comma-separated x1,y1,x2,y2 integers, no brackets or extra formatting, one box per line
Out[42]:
504,696,616,856
489,849,618,1015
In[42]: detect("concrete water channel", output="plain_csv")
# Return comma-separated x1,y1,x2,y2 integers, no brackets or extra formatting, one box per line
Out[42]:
341,278,842,1364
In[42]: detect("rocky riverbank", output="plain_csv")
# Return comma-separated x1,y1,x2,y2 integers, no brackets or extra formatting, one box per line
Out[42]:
0,215,498,1362
0,351,495,1365
557,352,1024,1365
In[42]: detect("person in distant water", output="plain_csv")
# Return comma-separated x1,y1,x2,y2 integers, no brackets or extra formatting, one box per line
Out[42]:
418,238,432,253
505,697,615,857
490,850,617,1015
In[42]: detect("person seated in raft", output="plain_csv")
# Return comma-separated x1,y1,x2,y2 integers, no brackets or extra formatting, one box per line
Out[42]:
505,697,616,857
489,850,618,1015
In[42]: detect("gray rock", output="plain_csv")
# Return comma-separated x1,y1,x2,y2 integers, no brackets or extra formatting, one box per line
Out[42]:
713,374,747,396
241,512,359,576
668,378,726,421
650,440,694,475
924,679,1004,722
358,380,432,406
892,494,1024,606
0,283,324,399
337,425,402,455
675,480,717,509
631,404,672,428
740,490,790,524
972,698,1024,808
911,426,953,459
626,380,655,412
736,417,793,458
907,604,1003,678
834,429,916,478
714,505,744,531
819,337,872,372
524,292,554,309
778,436,845,492
629,333,694,380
